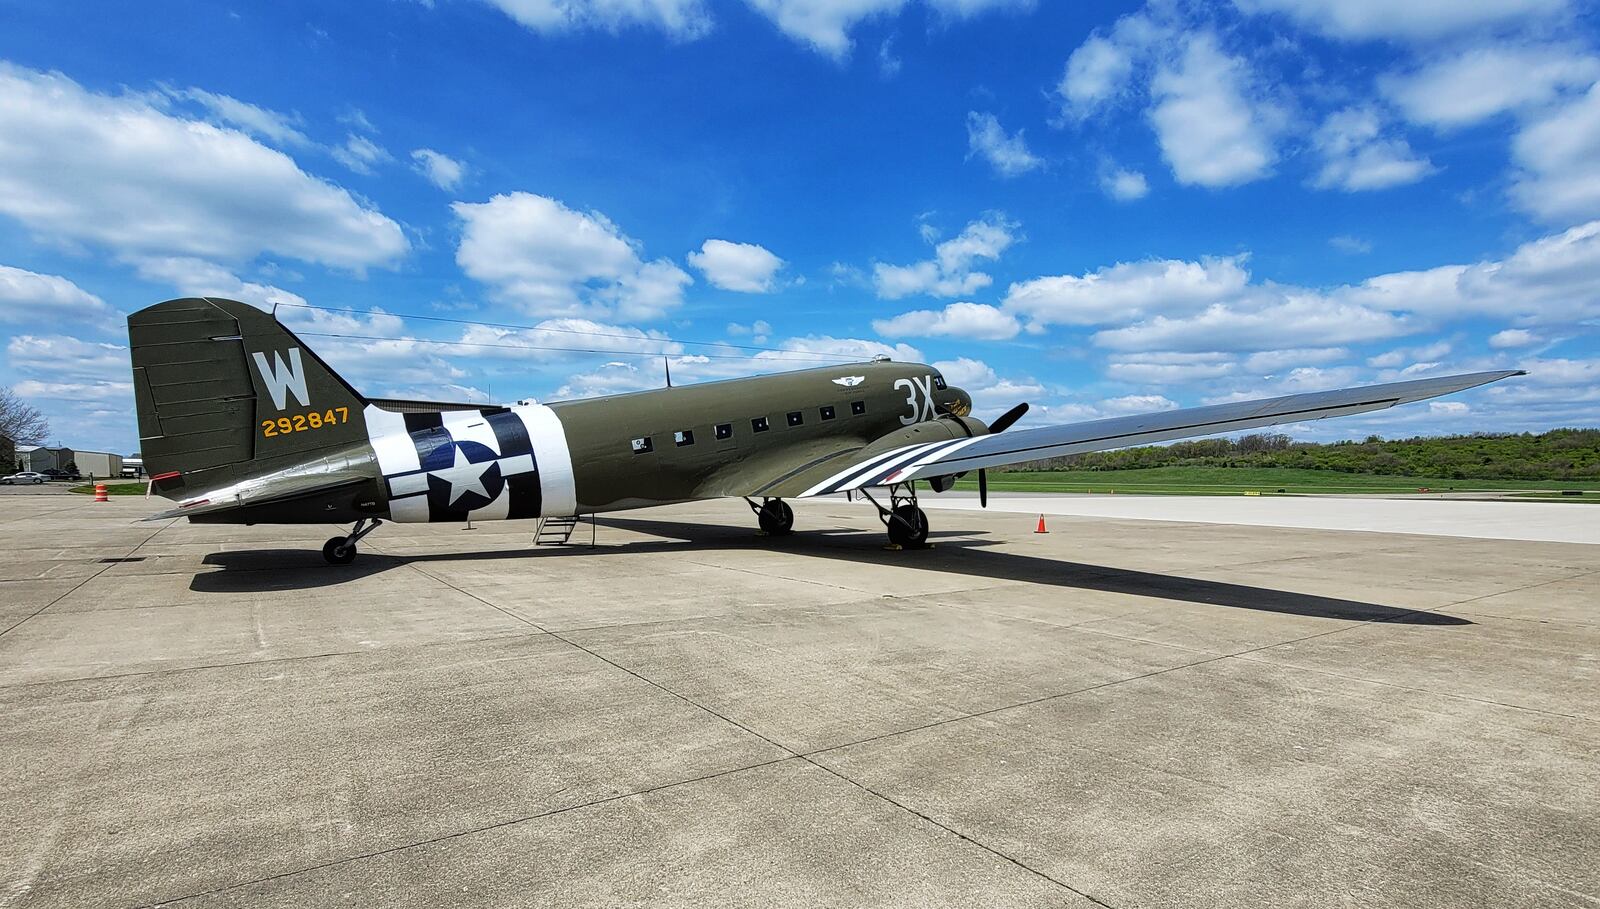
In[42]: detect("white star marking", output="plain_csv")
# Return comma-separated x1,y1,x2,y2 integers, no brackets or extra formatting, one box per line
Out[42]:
431,446,493,506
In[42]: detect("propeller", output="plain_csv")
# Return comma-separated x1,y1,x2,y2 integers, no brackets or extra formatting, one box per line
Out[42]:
978,402,1028,508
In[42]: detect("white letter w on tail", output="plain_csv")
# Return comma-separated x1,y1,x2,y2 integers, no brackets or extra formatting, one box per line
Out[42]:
251,348,311,409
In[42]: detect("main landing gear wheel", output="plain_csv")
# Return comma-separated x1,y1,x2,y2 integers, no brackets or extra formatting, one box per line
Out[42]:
322,517,382,565
322,537,357,565
756,498,795,535
886,505,929,547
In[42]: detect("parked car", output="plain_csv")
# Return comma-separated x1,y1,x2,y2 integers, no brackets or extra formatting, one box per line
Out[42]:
41,468,81,481
1,471,47,485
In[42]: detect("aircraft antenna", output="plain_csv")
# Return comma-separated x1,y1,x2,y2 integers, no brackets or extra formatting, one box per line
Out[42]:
664,356,672,388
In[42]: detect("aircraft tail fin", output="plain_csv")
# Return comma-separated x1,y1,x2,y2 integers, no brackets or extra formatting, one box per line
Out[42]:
128,297,371,498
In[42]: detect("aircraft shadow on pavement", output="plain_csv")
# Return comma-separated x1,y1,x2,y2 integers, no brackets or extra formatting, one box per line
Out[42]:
186,518,1469,626
585,516,1471,626
191,549,407,591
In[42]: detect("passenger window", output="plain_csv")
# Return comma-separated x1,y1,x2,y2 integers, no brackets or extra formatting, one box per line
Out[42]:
631,437,653,454
820,405,836,420
752,417,769,432
787,411,803,426
851,400,866,415
714,423,733,440
674,430,694,447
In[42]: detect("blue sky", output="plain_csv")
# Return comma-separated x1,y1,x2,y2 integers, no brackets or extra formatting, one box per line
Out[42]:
1,0,1597,455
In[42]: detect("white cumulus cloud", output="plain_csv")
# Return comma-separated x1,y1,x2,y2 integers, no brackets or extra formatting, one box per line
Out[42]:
477,0,712,38
1231,0,1572,42
1003,256,1250,328
411,148,468,191
453,191,692,321
1147,33,1279,188
1511,82,1600,225
1311,107,1435,192
873,302,1021,339
1489,328,1539,348
0,265,110,322
966,111,1042,177
1382,44,1600,129
163,88,311,148
873,213,1018,299
1101,167,1149,201
741,0,1027,60
687,239,785,292
0,63,408,272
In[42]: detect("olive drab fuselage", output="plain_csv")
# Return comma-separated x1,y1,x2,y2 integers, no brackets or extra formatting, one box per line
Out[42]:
545,360,969,513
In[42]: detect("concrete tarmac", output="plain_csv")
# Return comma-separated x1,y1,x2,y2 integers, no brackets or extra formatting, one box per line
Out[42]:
926,492,1600,545
1,493,1596,908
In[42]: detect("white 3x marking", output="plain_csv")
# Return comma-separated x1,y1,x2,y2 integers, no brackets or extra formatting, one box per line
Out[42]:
895,375,936,425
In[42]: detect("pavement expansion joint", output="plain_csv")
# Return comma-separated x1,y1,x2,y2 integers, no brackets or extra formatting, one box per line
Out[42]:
148,755,802,907
0,518,176,639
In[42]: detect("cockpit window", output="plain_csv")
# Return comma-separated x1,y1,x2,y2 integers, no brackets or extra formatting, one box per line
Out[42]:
933,375,947,390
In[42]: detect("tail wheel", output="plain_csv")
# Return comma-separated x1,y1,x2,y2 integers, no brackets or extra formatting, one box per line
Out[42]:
758,499,795,535
887,505,929,547
322,537,357,565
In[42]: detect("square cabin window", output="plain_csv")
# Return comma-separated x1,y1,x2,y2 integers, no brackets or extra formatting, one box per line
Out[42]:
714,423,733,440
752,416,770,433
674,430,694,447
820,405,836,420
631,436,653,454
787,411,804,427
850,400,867,415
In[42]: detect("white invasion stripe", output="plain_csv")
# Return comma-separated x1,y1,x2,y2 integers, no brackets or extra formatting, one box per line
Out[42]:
441,410,501,452
801,440,942,497
365,405,419,475
389,473,429,497
878,436,986,484
844,439,968,490
390,495,430,523
500,453,535,475
516,403,577,516
799,447,912,497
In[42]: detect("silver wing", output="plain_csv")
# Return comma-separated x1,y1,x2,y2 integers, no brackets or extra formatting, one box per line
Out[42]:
797,369,1524,497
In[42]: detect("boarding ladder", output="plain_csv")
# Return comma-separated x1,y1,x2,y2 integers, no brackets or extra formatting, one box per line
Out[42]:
535,515,581,545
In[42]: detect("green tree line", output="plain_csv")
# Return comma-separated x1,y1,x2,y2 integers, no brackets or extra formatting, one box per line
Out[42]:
1001,428,1600,481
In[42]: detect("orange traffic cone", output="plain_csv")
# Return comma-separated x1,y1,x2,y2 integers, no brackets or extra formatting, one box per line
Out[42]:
1034,514,1048,534
93,483,109,503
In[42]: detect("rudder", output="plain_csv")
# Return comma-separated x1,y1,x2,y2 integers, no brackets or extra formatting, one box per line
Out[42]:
129,297,369,497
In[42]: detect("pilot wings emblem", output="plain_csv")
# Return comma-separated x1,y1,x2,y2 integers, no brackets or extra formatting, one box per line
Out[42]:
831,376,865,387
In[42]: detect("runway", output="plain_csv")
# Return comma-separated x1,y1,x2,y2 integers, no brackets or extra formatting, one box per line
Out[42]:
1,493,1595,908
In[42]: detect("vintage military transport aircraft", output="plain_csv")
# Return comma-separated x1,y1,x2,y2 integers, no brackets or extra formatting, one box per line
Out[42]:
129,298,1522,563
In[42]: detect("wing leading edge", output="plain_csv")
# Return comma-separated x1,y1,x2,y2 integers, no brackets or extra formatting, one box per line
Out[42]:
796,369,1524,498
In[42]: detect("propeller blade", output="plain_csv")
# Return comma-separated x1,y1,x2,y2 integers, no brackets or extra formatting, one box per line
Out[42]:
979,469,988,508
989,402,1029,434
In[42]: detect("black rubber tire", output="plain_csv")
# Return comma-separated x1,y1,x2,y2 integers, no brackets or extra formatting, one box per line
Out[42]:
322,537,357,565
757,499,794,535
886,505,929,547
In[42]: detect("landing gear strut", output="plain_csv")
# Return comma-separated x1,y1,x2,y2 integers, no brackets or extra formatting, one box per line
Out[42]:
862,482,930,548
323,517,382,565
746,497,794,535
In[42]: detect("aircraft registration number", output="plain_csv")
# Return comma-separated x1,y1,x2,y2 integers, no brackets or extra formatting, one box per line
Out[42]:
262,407,350,438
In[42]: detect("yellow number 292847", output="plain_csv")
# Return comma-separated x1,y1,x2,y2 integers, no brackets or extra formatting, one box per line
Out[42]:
261,406,349,438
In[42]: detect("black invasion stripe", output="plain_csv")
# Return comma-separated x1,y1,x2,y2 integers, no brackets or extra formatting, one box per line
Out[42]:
822,437,973,495
403,411,444,433
486,410,533,457
487,410,541,519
